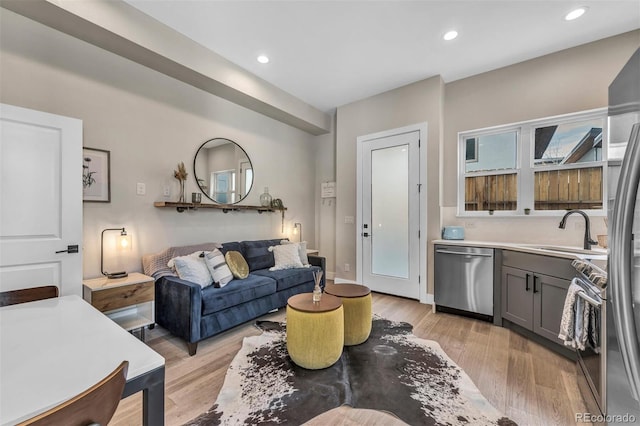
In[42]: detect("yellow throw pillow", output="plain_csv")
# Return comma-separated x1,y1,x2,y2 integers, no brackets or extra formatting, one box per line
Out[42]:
225,251,249,279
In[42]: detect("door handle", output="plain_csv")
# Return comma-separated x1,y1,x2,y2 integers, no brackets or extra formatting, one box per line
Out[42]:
525,273,530,291
533,275,539,293
55,244,79,254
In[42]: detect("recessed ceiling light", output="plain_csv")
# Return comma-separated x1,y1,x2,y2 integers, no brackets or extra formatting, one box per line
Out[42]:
257,55,269,64
443,30,458,41
565,7,587,21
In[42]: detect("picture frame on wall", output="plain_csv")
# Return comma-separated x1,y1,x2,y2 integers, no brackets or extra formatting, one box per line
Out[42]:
83,147,111,202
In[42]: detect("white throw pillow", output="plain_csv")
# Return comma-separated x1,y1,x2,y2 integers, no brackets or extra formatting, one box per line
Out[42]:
280,240,309,266
269,243,303,271
173,255,213,288
204,249,233,288
167,251,209,269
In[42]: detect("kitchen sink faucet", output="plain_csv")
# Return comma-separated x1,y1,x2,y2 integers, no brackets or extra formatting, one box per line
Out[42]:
558,209,598,250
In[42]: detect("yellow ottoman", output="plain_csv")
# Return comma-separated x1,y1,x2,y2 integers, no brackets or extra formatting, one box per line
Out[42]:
286,293,344,370
324,283,372,346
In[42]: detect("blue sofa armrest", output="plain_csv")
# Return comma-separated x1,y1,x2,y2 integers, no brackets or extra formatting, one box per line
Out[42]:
308,255,326,289
155,275,202,347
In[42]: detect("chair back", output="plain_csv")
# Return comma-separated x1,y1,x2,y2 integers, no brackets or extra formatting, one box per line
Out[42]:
18,360,129,426
0,286,59,307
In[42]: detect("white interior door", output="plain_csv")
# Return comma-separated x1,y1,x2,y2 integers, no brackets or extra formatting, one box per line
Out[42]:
359,130,420,299
0,104,83,296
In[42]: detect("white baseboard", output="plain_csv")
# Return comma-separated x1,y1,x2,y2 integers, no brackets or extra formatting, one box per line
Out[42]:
326,271,335,281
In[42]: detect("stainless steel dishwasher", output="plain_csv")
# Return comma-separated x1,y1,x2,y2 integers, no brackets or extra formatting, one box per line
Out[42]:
434,245,494,321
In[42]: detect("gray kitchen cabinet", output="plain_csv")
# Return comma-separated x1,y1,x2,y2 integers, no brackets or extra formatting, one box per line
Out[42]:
501,250,574,347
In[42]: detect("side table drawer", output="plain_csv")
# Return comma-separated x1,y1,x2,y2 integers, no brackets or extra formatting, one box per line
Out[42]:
90,281,154,312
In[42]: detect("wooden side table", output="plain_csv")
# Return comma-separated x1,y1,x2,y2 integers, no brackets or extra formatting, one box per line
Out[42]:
83,272,155,341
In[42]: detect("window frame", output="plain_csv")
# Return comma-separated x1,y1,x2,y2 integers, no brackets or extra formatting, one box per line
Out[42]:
457,108,608,217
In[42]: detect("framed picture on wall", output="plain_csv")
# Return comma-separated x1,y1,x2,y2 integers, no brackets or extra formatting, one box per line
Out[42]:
83,147,111,202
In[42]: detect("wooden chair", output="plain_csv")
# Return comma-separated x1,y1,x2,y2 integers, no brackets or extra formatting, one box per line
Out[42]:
18,360,129,426
0,286,59,307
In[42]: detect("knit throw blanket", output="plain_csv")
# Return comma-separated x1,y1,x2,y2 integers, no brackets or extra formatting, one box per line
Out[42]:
142,242,222,279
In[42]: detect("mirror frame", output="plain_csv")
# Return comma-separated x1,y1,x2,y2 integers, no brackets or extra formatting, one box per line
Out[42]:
193,137,254,205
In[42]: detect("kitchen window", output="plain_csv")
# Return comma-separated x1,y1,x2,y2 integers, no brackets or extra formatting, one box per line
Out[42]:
458,108,607,216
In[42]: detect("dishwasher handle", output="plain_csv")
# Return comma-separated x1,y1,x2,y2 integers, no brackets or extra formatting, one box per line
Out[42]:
435,249,493,257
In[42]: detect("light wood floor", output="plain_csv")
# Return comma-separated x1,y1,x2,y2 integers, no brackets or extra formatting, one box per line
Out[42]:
110,292,591,425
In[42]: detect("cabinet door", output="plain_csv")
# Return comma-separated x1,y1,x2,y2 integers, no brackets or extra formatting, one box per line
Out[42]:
533,273,571,345
501,266,533,329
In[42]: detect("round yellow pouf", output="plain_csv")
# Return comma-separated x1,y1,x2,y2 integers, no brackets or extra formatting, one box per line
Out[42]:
286,293,344,370
324,284,372,346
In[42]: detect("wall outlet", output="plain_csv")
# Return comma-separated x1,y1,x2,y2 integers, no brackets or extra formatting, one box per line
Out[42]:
163,185,170,197
344,263,350,272
136,182,146,195
344,216,354,224
465,221,476,229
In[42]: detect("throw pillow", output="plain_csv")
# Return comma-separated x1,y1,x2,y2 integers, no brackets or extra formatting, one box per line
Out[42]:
269,243,303,271
167,250,209,269
280,240,309,265
204,249,233,288
225,251,249,279
173,255,213,288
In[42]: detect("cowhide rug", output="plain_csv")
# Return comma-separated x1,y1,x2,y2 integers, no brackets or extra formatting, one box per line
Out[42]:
186,317,516,425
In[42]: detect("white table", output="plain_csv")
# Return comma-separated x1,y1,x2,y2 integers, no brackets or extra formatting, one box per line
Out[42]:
0,295,165,426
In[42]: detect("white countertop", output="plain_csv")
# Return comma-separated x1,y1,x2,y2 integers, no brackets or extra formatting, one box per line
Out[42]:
432,239,608,261
0,295,165,425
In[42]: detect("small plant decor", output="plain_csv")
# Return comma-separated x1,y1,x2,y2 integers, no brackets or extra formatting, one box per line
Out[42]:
174,162,188,203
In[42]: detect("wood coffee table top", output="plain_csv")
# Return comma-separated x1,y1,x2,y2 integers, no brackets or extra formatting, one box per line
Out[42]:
324,283,371,298
287,293,342,313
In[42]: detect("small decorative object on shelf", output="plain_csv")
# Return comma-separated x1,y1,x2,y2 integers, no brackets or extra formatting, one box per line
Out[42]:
312,270,323,303
260,187,272,207
271,198,284,209
192,192,202,204
174,162,188,203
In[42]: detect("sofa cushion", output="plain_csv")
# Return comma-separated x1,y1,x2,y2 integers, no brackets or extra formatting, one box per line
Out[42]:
253,265,321,292
201,274,277,315
241,239,283,271
220,241,242,256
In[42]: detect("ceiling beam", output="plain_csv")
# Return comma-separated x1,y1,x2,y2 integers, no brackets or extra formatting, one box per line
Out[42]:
1,0,331,135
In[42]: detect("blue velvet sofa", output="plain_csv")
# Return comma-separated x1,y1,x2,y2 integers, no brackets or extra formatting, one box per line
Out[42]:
145,239,326,356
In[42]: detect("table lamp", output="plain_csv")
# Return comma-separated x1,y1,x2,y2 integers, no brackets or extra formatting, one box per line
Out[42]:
293,222,302,242
101,227,130,279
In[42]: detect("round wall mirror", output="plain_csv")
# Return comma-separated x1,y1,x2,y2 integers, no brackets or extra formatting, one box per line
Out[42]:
193,138,254,204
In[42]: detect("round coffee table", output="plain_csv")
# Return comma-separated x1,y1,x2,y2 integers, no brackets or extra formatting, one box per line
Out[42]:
324,283,372,346
286,293,344,369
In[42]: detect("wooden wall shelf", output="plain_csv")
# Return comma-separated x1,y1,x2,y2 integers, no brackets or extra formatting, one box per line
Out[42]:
154,201,286,214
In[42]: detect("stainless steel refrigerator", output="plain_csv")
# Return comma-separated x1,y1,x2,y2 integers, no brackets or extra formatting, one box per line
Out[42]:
607,47,640,424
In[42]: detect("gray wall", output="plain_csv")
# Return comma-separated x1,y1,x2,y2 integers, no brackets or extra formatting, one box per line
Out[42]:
335,76,444,293
441,30,640,245
0,10,318,278
333,30,638,298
